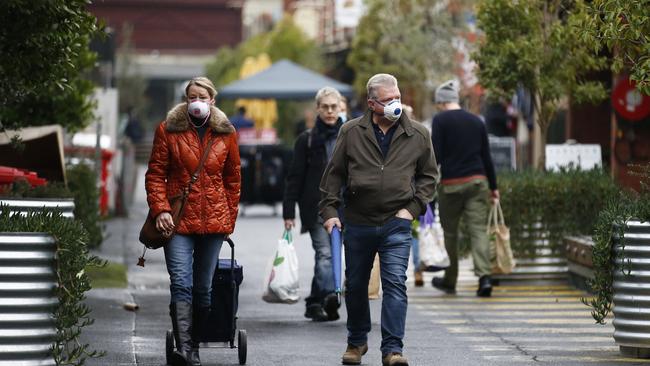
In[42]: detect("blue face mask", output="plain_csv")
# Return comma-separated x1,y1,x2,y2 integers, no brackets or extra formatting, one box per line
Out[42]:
338,112,347,123
375,99,402,121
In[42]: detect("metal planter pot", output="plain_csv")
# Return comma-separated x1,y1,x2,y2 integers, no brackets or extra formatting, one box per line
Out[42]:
0,198,74,218
613,220,650,358
0,233,57,366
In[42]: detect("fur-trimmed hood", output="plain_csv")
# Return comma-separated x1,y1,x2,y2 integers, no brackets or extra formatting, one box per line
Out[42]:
165,103,235,134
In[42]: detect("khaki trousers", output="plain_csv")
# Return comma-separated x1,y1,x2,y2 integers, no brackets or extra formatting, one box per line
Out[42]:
438,179,491,286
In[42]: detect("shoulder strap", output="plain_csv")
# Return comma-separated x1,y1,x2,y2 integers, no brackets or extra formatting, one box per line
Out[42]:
186,137,215,192
306,128,313,149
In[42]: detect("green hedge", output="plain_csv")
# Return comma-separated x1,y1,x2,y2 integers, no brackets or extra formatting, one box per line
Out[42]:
0,207,105,365
498,168,620,257
66,164,103,248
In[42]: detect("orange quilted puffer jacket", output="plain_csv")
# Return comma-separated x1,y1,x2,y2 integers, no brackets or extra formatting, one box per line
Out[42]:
145,103,241,235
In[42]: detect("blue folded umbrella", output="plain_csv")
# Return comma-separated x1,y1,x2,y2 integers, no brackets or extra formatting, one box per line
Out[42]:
330,226,342,303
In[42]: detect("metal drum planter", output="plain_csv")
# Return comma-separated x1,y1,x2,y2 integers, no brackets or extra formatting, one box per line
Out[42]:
613,220,650,358
0,233,57,366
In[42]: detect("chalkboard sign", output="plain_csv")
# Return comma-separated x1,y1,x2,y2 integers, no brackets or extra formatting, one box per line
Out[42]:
488,136,516,172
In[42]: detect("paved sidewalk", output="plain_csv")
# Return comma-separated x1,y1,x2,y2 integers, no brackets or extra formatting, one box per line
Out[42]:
78,165,647,366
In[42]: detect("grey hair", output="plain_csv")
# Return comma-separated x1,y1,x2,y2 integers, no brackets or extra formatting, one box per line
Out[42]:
366,74,398,99
315,86,342,106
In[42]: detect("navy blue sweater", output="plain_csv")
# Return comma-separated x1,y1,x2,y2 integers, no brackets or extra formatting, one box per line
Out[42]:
431,109,497,190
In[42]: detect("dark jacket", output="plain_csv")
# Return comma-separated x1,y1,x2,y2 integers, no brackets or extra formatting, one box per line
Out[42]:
319,111,439,226
145,103,241,235
283,126,333,233
431,109,497,190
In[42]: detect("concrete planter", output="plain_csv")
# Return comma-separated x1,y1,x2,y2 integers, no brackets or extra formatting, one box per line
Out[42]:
613,220,650,358
0,233,57,366
565,235,594,291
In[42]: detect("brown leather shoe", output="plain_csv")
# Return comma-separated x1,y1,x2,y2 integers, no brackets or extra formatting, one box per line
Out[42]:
341,343,368,365
414,270,424,287
382,352,409,366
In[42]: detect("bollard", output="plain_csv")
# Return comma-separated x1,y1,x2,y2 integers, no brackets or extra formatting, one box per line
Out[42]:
613,220,650,358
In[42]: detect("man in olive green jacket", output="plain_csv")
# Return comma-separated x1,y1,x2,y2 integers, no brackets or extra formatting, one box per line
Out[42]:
319,74,438,366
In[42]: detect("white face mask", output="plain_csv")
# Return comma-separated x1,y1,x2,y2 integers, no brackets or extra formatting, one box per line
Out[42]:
376,99,402,122
188,99,210,119
338,112,347,123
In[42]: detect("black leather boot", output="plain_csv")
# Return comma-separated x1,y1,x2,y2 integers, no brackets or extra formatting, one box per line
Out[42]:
477,275,493,297
189,305,211,366
170,302,193,366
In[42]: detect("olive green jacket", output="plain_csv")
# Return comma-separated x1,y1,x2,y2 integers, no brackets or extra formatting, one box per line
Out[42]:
319,110,439,226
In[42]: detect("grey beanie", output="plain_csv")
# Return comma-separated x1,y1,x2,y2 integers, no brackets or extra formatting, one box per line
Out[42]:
435,79,460,104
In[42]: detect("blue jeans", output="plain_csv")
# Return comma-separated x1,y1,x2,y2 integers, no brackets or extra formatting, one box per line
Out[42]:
305,223,335,307
343,217,412,355
411,237,419,269
164,233,224,307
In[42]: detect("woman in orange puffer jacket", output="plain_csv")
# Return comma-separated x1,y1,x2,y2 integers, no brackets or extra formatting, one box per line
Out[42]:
145,77,240,366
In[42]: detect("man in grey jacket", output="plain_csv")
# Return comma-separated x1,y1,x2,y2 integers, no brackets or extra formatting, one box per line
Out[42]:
320,74,439,366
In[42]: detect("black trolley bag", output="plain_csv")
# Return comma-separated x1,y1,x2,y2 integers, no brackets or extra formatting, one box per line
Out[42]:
165,238,247,365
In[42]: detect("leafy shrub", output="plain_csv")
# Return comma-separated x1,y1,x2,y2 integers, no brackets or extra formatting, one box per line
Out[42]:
0,164,104,249
498,168,620,257
0,207,105,365
66,164,103,248
584,164,650,324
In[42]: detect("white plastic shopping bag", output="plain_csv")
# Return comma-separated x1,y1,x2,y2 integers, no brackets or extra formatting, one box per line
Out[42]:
262,230,300,304
418,204,450,272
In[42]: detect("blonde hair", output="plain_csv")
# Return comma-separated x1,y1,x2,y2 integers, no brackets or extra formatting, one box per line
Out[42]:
185,77,217,99
315,86,342,106
366,74,398,99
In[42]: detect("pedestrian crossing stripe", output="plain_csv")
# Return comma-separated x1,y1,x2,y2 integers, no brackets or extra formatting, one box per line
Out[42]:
482,355,650,363
457,336,612,342
419,303,589,310
471,345,619,352
443,326,613,334
413,310,600,317
410,279,635,364
412,297,587,303
431,318,603,325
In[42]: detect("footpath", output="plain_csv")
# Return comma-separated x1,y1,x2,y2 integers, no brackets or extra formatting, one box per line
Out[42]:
79,168,645,366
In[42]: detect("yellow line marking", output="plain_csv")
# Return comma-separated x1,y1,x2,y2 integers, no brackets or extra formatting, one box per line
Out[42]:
411,290,585,296
456,336,613,343
421,304,589,310
413,308,600,317
411,297,585,303
472,345,619,352
445,326,613,334
430,318,601,325
483,355,650,363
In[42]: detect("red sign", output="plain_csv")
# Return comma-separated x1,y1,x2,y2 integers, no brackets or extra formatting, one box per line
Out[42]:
612,78,650,121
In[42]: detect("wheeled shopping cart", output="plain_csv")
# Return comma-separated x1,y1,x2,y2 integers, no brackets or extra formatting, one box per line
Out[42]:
165,238,247,365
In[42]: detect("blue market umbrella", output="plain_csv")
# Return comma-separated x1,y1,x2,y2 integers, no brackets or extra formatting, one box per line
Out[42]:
330,226,343,303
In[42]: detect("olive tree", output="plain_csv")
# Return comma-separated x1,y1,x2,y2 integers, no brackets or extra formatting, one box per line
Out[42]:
473,0,608,169
573,0,650,95
348,0,455,113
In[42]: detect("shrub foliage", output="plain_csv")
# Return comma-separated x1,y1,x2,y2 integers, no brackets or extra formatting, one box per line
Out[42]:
0,207,105,365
